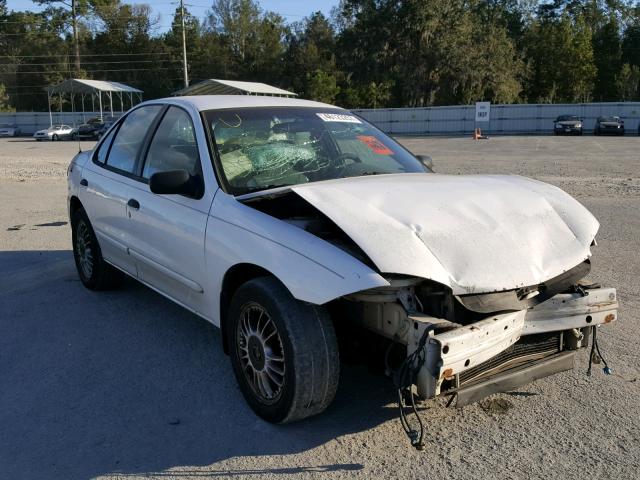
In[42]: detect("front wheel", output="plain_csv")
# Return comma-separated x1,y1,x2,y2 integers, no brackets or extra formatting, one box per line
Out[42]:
71,207,123,290
228,277,339,423
52,134,58,141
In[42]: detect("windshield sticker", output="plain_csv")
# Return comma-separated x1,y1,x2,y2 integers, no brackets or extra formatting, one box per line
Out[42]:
356,135,394,155
316,113,362,123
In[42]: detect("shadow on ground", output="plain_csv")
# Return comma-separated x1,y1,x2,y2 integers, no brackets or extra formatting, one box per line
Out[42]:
0,251,396,479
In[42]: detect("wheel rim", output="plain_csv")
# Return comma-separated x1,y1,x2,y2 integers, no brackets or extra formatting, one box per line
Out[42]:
236,303,286,404
75,221,94,279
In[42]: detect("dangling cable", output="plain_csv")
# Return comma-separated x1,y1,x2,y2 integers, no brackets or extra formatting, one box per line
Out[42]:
587,326,612,376
393,326,432,450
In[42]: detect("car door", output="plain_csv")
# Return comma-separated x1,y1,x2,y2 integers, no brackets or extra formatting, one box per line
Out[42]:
78,104,164,277
125,105,214,315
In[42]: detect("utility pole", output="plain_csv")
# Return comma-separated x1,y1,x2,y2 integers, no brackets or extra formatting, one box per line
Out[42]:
180,0,189,88
72,0,81,76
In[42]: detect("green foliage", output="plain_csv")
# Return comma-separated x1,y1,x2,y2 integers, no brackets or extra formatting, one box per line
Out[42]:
307,69,340,103
616,63,640,100
0,83,15,112
1,0,640,110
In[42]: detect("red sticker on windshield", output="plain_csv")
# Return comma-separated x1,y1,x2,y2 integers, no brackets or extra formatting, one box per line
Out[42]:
356,135,393,155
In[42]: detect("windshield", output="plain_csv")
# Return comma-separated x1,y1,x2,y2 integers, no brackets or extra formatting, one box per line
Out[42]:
205,107,426,195
599,117,619,122
556,115,579,122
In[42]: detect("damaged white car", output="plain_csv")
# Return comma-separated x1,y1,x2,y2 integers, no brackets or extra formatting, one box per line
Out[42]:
67,96,617,438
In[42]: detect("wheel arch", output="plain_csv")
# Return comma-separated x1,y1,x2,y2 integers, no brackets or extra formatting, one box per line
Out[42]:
219,263,283,355
69,195,83,221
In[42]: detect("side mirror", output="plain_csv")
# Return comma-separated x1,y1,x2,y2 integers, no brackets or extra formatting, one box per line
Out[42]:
417,154,434,172
149,169,202,197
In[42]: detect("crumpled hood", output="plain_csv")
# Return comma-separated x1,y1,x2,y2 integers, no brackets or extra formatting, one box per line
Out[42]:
291,173,599,295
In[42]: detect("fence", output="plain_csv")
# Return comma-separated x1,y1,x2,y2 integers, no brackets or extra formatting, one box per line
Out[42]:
3,102,640,136
353,102,640,135
0,112,120,135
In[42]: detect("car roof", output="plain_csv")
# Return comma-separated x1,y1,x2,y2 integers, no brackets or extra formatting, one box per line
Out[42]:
142,95,344,112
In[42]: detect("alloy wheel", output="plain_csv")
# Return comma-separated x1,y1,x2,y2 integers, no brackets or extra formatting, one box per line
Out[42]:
236,303,286,404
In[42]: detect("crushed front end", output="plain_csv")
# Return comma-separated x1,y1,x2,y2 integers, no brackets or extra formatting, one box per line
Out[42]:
342,262,618,406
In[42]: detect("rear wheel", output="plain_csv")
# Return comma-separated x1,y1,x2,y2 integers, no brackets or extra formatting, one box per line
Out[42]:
228,277,339,423
71,207,123,290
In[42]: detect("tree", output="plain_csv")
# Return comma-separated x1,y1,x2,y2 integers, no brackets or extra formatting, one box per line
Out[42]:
616,63,640,100
524,13,596,102
0,83,14,112
592,14,622,100
306,69,340,103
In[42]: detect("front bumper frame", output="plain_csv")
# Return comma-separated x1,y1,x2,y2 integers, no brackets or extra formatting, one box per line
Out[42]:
409,287,617,400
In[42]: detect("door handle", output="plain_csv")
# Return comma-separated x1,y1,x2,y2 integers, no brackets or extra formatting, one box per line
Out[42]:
127,198,140,210
80,178,88,187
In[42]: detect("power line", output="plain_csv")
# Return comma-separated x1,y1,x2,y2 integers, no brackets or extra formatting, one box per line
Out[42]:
0,52,172,58
2,59,179,67
0,67,172,74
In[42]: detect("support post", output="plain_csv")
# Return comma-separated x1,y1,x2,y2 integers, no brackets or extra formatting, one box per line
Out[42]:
180,0,189,88
108,92,113,118
47,90,52,127
98,91,103,121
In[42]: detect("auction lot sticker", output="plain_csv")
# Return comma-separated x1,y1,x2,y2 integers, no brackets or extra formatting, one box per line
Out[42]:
316,113,362,123
356,135,393,155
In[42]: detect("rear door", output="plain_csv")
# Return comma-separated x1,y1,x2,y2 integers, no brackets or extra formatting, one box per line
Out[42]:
79,104,164,277
124,105,214,315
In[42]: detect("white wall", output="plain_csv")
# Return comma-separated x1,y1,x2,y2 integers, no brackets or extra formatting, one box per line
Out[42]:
353,102,640,135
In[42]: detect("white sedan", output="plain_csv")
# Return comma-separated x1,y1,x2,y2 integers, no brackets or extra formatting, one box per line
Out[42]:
66,96,617,432
33,124,74,141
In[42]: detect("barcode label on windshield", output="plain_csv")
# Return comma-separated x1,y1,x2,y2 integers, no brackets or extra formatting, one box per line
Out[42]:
316,113,362,123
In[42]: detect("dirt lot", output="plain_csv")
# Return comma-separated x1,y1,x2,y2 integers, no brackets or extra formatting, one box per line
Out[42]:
1,136,639,480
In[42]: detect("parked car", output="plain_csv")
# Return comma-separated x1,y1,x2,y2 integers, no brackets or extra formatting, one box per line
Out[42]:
67,96,617,427
72,117,105,140
594,116,624,135
0,123,21,137
33,124,74,141
553,115,582,135
95,120,115,139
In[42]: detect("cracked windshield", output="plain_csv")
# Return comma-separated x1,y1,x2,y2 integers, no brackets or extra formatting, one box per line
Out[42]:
205,107,425,195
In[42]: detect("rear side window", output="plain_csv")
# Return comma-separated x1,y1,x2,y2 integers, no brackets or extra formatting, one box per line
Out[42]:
95,128,116,164
106,105,162,174
142,107,200,179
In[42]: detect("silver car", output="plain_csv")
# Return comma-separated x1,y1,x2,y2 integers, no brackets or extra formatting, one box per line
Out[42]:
0,123,21,137
33,125,74,141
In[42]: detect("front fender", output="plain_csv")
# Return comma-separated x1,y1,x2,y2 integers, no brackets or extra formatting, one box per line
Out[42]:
204,192,388,325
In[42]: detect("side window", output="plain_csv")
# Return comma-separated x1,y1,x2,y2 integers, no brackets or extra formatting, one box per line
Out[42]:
95,128,116,164
143,106,200,179
106,105,162,174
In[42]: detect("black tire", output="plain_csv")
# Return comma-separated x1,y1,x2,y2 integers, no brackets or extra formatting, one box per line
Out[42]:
71,207,123,290
52,134,58,141
228,277,339,424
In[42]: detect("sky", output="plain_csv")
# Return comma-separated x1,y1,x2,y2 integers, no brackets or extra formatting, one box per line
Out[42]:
6,0,339,30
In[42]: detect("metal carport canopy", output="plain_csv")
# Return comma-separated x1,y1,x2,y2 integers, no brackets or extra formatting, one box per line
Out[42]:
172,79,296,97
46,78,143,125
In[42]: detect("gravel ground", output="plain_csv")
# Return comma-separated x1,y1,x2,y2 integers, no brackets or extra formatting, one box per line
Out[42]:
1,136,638,480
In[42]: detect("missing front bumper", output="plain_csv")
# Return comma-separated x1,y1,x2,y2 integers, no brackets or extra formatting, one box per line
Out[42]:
409,287,617,401
453,351,575,407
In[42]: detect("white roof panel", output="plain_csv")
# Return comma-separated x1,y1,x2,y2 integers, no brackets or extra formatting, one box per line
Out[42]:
172,79,296,97
48,78,143,94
